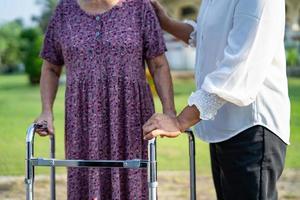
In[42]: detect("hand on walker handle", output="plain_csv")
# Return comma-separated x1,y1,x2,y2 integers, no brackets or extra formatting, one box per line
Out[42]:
143,113,182,140
34,112,54,136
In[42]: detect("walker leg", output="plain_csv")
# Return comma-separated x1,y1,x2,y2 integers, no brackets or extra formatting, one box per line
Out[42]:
26,124,160,200
50,135,56,200
25,124,36,200
148,139,157,200
25,141,34,200
186,130,196,200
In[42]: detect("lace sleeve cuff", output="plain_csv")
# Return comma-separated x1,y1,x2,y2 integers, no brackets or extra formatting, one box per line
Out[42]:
183,20,197,47
188,89,226,120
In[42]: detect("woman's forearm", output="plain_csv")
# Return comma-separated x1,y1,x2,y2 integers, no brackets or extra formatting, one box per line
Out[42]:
147,55,176,116
153,65,175,115
40,60,62,115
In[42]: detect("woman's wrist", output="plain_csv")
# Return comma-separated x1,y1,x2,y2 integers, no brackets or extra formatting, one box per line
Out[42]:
163,108,177,117
41,109,53,118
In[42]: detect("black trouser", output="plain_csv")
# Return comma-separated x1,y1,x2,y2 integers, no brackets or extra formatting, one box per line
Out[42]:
210,126,287,200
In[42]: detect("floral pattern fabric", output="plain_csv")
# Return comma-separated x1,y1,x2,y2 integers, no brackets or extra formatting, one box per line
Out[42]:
40,0,166,199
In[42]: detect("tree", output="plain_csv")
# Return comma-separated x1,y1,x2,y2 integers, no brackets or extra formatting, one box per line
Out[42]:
20,27,43,84
19,0,58,84
32,0,58,32
0,20,24,73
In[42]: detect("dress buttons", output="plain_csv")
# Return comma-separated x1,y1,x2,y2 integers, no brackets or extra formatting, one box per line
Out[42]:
96,31,101,38
96,16,100,21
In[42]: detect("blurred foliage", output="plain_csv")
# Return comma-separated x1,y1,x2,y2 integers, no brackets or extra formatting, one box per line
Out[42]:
32,0,58,32
0,0,59,83
286,48,300,67
23,0,58,84
0,20,24,73
20,27,43,85
1,0,300,84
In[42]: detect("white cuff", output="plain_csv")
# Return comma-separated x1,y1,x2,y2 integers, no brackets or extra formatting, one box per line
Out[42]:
184,20,197,47
188,89,226,120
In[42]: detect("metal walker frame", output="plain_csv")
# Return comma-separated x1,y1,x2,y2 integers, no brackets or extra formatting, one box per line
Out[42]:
25,123,197,200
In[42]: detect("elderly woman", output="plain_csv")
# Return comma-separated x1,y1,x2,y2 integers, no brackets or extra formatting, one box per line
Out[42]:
35,0,175,199
144,0,290,199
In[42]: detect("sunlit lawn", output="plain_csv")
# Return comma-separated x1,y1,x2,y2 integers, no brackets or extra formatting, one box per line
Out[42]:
0,74,299,176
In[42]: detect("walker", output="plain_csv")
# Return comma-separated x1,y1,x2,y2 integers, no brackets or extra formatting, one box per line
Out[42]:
25,123,197,200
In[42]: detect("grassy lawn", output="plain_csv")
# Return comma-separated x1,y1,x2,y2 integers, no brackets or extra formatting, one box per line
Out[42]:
0,74,299,176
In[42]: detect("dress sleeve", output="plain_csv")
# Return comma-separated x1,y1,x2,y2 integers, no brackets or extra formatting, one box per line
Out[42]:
142,0,167,59
200,0,284,106
40,3,64,66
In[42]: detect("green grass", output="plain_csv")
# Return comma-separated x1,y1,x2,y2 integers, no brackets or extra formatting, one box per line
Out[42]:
0,74,299,176
285,78,300,168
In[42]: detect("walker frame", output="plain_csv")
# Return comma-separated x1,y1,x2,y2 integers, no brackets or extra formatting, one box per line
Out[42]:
25,123,197,200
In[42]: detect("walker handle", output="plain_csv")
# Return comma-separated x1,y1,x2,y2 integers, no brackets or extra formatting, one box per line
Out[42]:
25,123,56,200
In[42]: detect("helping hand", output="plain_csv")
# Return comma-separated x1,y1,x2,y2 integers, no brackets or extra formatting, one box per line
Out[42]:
143,113,182,140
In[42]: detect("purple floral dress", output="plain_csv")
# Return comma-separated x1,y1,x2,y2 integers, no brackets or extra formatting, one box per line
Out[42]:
40,0,166,199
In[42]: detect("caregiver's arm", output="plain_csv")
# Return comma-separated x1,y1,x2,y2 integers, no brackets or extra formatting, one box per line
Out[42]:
147,54,176,116
144,0,283,140
150,0,194,44
143,91,225,139
35,60,62,136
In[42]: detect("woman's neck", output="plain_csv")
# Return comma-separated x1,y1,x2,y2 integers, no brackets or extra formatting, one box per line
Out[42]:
81,0,118,7
78,0,120,13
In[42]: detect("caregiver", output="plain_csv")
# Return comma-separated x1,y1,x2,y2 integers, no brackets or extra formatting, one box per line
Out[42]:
143,0,290,199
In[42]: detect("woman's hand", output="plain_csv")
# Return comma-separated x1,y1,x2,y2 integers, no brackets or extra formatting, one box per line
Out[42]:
34,112,54,136
143,113,182,140
150,0,170,29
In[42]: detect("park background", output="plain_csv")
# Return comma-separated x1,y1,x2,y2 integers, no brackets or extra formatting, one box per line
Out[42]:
0,0,299,199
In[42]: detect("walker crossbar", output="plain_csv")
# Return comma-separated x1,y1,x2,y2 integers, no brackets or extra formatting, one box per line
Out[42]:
30,158,148,168
25,123,197,200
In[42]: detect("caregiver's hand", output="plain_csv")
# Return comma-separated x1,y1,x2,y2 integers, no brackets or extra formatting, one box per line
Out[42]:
143,113,182,140
143,105,201,140
34,112,54,136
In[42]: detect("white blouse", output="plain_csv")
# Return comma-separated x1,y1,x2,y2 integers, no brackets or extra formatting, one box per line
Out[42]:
186,0,290,144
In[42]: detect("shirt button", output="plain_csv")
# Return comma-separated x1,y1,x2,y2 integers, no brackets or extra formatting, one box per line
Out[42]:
96,16,100,21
